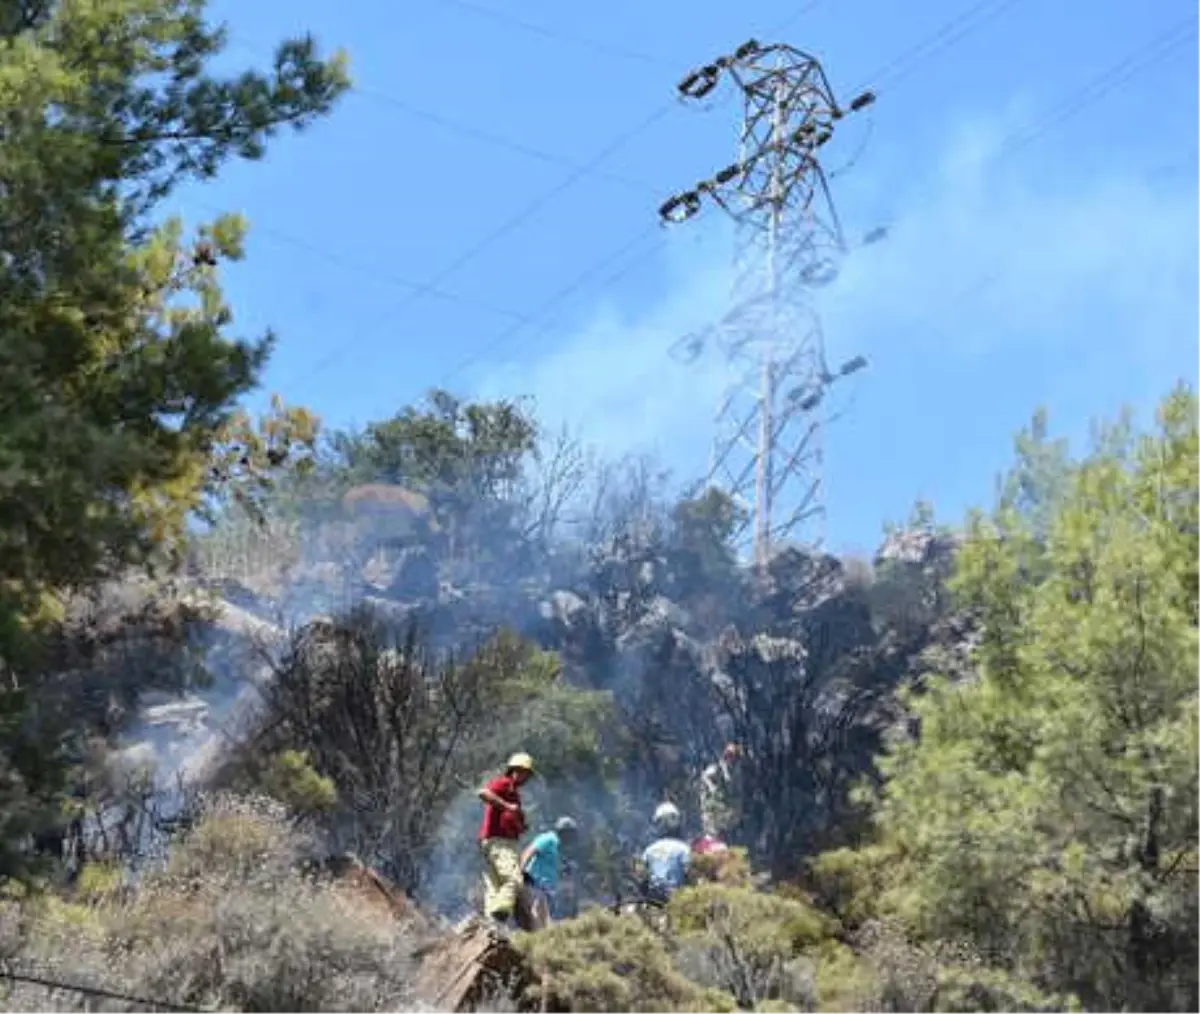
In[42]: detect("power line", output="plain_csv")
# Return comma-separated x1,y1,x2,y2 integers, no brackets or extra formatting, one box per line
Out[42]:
180,199,533,323
347,83,658,196
231,0,993,265
0,968,206,1013
895,22,1199,343
865,0,1028,93
437,0,831,69
272,2,841,394
437,225,666,387
260,3,825,391
994,15,1197,161
274,0,1059,396
436,0,676,68
287,102,675,388
206,44,680,400
356,0,1023,388
228,39,658,197
289,0,839,389
202,40,675,345
770,0,828,36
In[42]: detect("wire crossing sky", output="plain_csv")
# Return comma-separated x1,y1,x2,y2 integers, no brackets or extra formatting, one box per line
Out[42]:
177,0,1199,553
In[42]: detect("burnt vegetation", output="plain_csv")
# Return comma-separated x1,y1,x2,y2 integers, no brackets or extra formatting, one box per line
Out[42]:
6,378,1197,1012
0,2,1195,1010
10,378,1195,1012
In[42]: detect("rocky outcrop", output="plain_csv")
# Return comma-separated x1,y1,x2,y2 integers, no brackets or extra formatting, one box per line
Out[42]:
106,505,973,891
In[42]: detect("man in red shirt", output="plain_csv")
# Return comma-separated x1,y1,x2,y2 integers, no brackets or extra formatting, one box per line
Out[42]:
478,751,535,926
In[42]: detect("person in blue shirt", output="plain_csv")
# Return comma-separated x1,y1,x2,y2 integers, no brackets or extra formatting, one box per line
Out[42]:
637,801,692,905
520,816,578,929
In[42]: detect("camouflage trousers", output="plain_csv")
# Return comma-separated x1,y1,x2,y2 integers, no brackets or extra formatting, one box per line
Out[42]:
480,838,522,919
700,796,736,841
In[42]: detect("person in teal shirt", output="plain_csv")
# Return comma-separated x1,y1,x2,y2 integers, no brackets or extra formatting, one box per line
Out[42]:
520,816,578,929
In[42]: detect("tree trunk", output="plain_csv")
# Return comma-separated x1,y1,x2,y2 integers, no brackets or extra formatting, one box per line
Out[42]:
1127,785,1164,1007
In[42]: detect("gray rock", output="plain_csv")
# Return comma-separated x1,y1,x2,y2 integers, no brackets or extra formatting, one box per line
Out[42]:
612,597,694,667
140,696,210,729
360,595,421,626
875,527,960,568
540,589,589,629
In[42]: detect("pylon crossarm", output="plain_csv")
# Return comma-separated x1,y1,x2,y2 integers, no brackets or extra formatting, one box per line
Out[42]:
660,37,874,557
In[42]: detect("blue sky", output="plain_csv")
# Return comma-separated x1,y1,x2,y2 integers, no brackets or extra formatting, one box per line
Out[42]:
171,0,1199,555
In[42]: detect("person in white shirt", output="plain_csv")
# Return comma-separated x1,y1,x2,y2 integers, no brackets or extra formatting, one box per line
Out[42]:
638,801,692,904
699,742,743,841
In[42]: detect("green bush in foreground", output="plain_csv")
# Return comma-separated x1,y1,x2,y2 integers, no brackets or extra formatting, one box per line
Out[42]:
515,907,737,1013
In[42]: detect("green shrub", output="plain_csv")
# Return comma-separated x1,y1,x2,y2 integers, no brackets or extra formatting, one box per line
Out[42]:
668,883,830,1009
515,907,735,1013
262,749,339,814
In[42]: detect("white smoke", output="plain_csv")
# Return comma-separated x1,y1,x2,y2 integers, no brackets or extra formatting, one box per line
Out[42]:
471,112,1198,547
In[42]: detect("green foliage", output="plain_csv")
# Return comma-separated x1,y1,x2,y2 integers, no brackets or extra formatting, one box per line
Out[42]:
807,844,897,931
332,388,536,489
933,963,1079,1012
853,384,1199,1011
812,938,874,1012
261,749,338,815
462,632,622,881
690,846,754,888
220,618,616,898
1,796,418,1012
667,486,744,595
870,502,958,651
487,637,617,784
74,861,124,903
208,394,323,526
997,408,1072,537
257,389,551,587
0,0,347,646
669,883,830,1008
880,497,936,541
0,0,346,881
515,907,734,1013
325,389,538,533
669,883,828,948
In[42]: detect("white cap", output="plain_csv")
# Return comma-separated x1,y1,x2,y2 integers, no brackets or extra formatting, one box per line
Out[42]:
653,801,682,828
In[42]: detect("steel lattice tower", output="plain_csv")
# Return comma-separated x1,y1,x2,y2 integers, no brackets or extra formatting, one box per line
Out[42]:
660,40,877,571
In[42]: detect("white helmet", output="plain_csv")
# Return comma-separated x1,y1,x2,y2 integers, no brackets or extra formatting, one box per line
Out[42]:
653,801,682,833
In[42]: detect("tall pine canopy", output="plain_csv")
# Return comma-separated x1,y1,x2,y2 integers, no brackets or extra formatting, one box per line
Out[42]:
0,0,347,875
0,0,348,652
861,384,1199,1011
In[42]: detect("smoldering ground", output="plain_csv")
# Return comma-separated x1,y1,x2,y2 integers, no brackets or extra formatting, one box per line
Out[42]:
95,441,702,871
87,383,956,912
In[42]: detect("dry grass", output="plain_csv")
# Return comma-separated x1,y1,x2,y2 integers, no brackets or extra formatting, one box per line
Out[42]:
0,795,424,1012
0,804,1073,1013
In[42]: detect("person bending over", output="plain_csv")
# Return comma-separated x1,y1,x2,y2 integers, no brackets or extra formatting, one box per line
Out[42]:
521,816,579,929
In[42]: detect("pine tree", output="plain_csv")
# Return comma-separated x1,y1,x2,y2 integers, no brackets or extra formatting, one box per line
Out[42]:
0,0,347,649
862,384,1199,1010
0,0,348,875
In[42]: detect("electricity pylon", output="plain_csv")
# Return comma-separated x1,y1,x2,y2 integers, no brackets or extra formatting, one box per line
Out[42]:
660,39,878,572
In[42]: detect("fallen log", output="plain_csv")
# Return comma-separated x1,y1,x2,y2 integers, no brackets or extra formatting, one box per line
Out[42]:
413,918,533,1012
322,854,436,933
